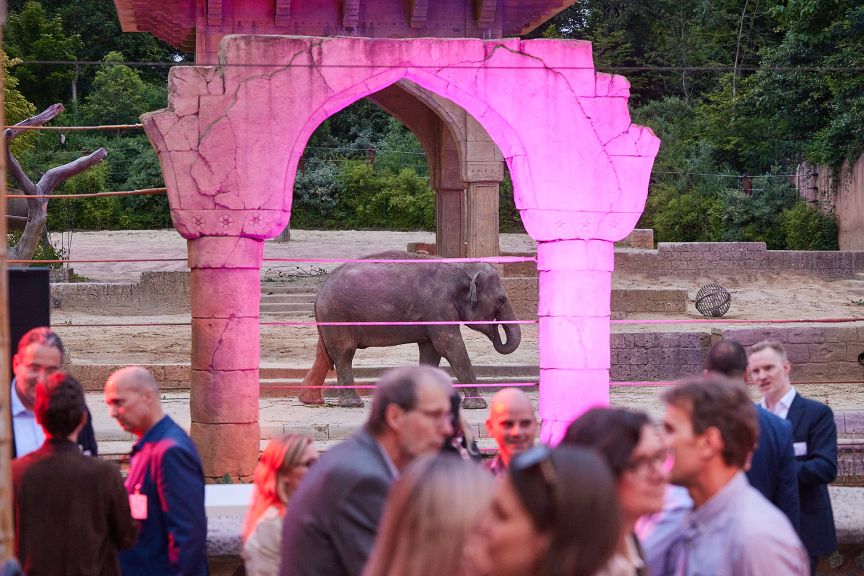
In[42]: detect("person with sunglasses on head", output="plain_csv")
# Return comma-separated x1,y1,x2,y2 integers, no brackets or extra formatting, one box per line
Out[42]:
471,444,621,576
643,375,808,576
243,434,319,576
563,408,668,576
280,365,454,576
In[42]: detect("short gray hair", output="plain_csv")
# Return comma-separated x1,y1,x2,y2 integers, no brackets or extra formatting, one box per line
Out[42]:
748,340,787,361
17,327,64,361
367,366,452,434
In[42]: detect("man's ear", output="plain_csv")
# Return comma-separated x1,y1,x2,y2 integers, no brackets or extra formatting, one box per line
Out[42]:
385,403,405,432
701,427,724,459
782,360,792,378
12,353,21,373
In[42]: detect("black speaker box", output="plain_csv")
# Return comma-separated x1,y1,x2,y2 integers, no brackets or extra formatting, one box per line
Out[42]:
7,268,51,378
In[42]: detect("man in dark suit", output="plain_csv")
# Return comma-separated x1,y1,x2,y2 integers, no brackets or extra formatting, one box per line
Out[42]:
280,365,455,576
13,371,137,575
11,327,98,457
705,339,800,530
749,340,837,574
104,366,208,576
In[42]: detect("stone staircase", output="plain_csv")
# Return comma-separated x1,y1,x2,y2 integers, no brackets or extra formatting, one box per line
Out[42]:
259,283,316,315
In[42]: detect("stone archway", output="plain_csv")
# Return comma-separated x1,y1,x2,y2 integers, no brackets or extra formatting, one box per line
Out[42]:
367,81,505,259
143,35,660,480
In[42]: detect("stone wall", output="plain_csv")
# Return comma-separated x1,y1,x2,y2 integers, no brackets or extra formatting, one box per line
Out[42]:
794,155,864,251
502,277,686,320
615,242,864,278
722,325,864,384
51,271,190,314
611,331,710,381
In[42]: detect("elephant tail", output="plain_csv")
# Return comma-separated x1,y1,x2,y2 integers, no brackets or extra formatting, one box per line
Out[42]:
298,337,333,405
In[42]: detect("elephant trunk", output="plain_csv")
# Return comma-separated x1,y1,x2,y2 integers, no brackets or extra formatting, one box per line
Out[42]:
491,302,521,355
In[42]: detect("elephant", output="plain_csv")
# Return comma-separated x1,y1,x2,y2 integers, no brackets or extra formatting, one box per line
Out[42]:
297,251,522,409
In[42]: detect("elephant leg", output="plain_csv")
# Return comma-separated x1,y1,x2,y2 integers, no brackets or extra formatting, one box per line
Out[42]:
298,337,329,405
333,348,363,408
418,341,442,367
429,328,487,410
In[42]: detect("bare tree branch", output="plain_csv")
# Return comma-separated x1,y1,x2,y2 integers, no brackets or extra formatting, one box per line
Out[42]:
4,103,64,141
38,148,107,193
6,104,107,264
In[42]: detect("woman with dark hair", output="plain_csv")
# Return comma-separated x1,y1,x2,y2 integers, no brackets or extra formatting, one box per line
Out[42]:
243,434,318,576
563,408,668,576
472,444,621,576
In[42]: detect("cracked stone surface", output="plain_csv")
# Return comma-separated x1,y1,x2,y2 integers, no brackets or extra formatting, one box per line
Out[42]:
141,35,659,473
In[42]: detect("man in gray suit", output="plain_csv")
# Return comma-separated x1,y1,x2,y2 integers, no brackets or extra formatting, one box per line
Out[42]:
280,365,455,576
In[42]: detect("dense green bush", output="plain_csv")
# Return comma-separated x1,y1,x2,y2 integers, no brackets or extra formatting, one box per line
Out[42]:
780,202,839,251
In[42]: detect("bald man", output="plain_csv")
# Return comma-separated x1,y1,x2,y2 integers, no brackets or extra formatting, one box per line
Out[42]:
484,387,537,476
104,366,207,576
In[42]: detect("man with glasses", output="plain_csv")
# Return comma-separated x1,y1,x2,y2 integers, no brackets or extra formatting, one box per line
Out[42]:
11,327,97,457
484,387,537,477
280,365,454,576
644,375,807,575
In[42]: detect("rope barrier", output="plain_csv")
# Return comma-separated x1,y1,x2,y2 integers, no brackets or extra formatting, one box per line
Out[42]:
612,317,864,325
262,256,535,264
261,320,535,326
8,255,535,265
259,382,539,390
1,124,143,131
7,258,188,264
5,188,166,199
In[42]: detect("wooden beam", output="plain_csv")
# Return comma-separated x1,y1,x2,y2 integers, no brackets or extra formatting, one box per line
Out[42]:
207,0,223,26
474,0,496,28
343,0,359,28
409,0,429,28
275,0,291,25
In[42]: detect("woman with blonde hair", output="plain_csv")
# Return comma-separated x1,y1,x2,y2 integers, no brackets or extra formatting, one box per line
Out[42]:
364,454,494,576
243,434,318,576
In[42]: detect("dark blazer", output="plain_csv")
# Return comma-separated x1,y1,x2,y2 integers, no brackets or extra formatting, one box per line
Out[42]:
746,406,800,531
10,379,98,457
786,393,838,557
121,416,208,576
280,427,397,576
12,438,137,575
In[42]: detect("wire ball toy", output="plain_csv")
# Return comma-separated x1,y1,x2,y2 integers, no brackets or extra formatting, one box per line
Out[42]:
695,284,731,318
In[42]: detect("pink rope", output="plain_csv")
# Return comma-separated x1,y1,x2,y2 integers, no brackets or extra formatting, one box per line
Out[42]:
259,382,539,389
261,320,536,326
263,256,535,264
612,317,864,325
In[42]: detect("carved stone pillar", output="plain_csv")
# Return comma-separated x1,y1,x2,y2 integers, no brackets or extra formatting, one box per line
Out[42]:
187,236,262,482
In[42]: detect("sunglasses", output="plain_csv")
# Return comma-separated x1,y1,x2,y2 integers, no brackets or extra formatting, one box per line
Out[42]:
510,444,558,530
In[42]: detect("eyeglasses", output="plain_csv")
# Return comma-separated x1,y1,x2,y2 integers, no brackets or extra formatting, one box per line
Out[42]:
624,448,670,478
415,407,453,425
510,444,558,530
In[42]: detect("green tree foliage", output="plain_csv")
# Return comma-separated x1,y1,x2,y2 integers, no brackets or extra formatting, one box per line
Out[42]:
80,52,166,126
4,1,82,109
2,51,38,156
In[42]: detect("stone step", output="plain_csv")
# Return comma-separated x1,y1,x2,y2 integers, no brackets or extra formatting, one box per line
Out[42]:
260,284,323,295
258,374,538,397
260,293,317,303
259,302,315,313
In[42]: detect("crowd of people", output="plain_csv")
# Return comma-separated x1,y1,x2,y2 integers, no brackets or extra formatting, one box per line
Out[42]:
7,326,838,575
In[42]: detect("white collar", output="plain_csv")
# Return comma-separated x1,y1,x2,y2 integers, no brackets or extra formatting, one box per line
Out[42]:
10,379,31,417
761,386,796,413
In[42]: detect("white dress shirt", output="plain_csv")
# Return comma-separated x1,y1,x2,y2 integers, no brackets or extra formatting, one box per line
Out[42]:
10,379,44,457
761,386,797,419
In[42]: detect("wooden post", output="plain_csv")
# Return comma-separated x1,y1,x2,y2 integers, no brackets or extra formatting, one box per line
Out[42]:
0,7,19,561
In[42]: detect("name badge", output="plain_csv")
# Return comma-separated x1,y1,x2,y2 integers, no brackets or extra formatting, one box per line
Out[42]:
129,484,148,520
793,442,808,457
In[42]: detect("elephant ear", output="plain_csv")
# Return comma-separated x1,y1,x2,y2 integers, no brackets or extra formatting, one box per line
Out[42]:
469,271,481,308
